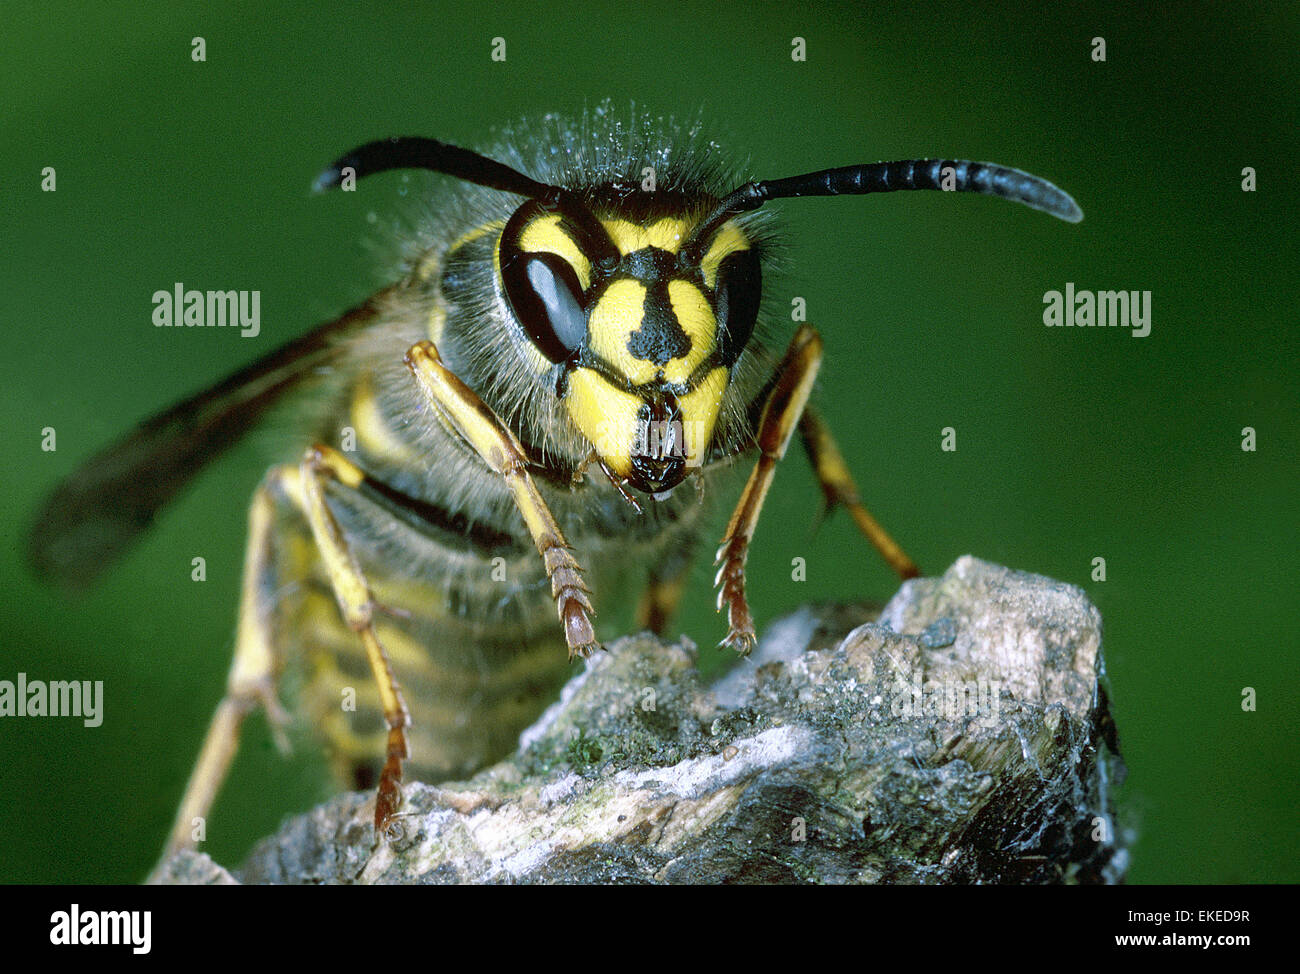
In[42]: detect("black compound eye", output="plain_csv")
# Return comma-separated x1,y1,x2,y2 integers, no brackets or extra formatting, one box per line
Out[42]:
502,251,588,364
714,249,761,367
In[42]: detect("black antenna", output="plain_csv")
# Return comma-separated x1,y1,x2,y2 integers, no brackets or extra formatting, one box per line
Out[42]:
683,159,1082,259
314,136,617,260
313,136,553,197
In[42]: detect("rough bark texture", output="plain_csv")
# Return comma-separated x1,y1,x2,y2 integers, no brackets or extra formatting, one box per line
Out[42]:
153,556,1127,884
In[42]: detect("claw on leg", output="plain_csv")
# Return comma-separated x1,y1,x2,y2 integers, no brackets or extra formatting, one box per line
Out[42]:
711,326,824,657
542,535,599,659
376,724,409,839
300,446,413,844
405,340,603,664
714,535,756,655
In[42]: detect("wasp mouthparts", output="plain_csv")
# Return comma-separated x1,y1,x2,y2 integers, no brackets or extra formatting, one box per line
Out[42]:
627,393,688,494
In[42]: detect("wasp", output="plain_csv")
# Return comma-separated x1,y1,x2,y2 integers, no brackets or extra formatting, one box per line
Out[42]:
28,109,1081,856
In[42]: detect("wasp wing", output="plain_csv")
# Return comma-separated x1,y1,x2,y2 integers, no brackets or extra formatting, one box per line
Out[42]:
28,287,399,589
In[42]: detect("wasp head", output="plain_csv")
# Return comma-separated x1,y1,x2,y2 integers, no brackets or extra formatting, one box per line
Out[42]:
496,194,761,495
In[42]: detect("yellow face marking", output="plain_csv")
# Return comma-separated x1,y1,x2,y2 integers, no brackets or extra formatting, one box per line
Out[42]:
700,220,750,290
587,279,717,386
664,280,715,385
565,367,644,477
517,214,592,290
601,217,693,255
677,367,727,466
587,279,658,385
566,365,728,475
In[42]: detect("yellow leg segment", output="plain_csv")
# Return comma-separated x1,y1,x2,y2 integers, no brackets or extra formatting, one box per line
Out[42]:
405,340,598,659
297,444,411,840
799,407,920,580
715,326,824,655
163,466,299,858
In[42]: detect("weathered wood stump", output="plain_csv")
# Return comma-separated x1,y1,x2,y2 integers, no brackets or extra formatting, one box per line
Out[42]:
153,556,1126,884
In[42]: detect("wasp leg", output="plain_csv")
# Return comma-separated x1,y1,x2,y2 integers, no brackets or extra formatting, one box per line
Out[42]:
636,540,696,636
404,340,598,660
163,465,299,858
297,443,411,841
798,407,920,580
715,326,825,655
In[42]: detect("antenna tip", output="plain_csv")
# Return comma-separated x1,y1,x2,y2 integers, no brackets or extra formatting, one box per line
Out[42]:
1059,196,1084,223
312,166,342,193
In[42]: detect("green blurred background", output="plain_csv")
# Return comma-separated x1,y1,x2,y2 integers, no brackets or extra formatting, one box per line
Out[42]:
1,0,1295,883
